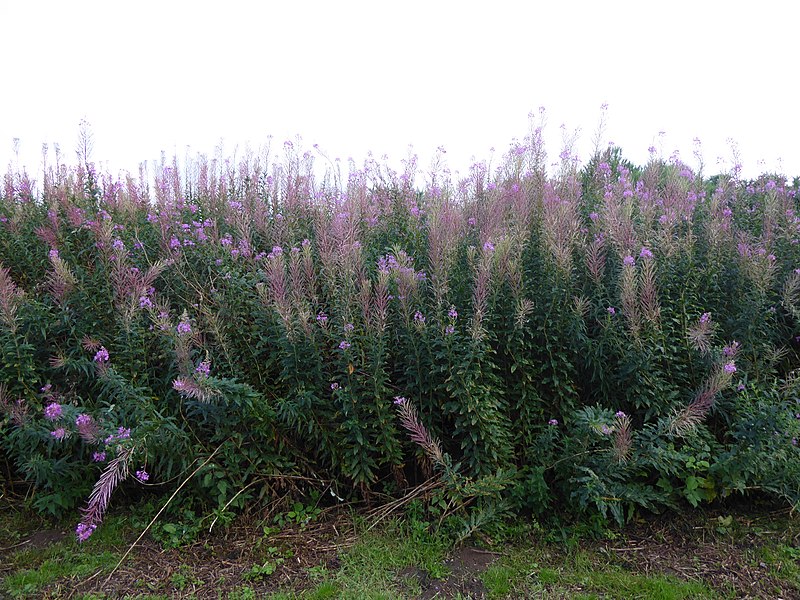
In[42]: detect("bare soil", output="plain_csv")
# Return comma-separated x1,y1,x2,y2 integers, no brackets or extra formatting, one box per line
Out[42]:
2,504,800,599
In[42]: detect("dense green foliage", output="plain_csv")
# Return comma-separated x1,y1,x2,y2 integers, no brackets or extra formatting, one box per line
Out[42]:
1,134,799,540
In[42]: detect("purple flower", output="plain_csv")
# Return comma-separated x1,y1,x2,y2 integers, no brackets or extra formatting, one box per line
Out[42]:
50,427,67,441
607,306,616,316
723,341,740,357
75,413,92,427
44,402,62,421
639,246,653,259
699,312,711,324
271,246,283,257
445,325,455,335
176,321,192,335
413,311,426,324
467,217,476,226
93,347,109,363
75,522,96,543
600,424,612,435
548,419,559,426
330,382,340,391
116,427,131,440
135,469,150,483
49,248,60,260
344,322,354,332
448,308,458,320
92,451,106,462
737,383,746,392
483,241,495,253
723,361,737,374
338,340,351,350
393,396,407,405
316,312,328,324
622,255,635,267
139,296,153,309
589,212,599,222
615,411,627,419
195,360,211,377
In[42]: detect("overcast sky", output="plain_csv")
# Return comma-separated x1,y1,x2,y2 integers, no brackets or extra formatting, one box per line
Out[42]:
1,1,797,183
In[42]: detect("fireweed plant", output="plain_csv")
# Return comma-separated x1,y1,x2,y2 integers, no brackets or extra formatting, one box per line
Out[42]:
1,124,800,541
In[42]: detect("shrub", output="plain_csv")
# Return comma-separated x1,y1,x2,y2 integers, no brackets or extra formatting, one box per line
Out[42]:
1,128,799,538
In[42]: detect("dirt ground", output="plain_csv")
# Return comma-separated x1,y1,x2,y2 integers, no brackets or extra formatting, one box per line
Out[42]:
3,503,800,599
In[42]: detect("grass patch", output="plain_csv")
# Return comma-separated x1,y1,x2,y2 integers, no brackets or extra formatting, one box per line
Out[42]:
4,547,119,598
331,519,449,598
758,544,800,589
0,505,132,599
583,571,714,599
479,544,718,599
3,503,800,599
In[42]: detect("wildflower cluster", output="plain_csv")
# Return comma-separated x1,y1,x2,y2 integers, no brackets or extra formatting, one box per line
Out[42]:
1,123,799,537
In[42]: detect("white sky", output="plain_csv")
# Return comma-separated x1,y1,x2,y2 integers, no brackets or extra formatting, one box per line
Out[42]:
1,1,798,183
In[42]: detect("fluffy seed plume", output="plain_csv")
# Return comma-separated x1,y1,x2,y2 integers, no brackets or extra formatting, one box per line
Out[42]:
46,252,77,301
687,312,714,354
613,411,633,463
0,265,23,330
76,445,133,540
639,254,661,327
393,396,445,468
670,358,737,435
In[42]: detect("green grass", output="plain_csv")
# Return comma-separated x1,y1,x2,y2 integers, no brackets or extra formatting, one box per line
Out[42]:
2,503,800,599
325,519,450,599
477,544,718,600
0,507,132,599
4,547,119,599
758,543,800,589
